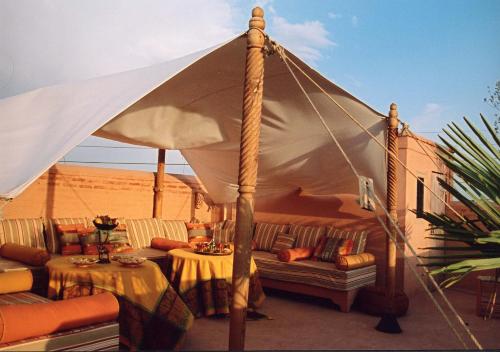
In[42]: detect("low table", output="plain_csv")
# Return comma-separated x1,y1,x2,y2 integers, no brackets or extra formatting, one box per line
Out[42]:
166,248,265,317
46,256,194,350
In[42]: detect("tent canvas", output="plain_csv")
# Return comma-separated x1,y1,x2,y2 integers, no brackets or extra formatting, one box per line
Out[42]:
0,34,388,204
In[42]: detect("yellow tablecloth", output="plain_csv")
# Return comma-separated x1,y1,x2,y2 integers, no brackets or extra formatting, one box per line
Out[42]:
46,256,193,350
166,248,265,317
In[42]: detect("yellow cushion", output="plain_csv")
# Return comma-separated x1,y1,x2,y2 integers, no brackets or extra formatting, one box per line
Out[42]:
0,271,33,294
0,243,50,266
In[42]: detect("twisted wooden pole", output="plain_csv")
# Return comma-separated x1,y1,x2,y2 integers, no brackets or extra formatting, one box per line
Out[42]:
375,103,401,332
153,148,166,218
386,103,399,302
229,7,266,351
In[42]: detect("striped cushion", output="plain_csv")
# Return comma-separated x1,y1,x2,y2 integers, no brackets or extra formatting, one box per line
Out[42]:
45,218,91,254
0,291,51,305
0,219,46,250
213,228,234,244
252,250,376,291
326,227,368,255
253,223,289,252
289,224,326,249
271,232,297,254
161,220,189,242
125,218,164,249
223,220,236,232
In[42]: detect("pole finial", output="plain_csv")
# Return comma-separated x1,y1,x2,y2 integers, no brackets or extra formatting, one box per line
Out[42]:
249,7,265,31
388,103,399,128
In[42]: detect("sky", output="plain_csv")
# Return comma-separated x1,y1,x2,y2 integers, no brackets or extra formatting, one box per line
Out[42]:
1,0,499,174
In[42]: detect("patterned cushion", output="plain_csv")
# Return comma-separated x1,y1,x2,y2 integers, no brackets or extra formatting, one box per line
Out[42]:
271,232,297,254
79,227,132,255
253,223,289,252
187,228,213,238
45,218,91,254
125,218,164,249
213,228,234,244
289,224,326,249
326,227,368,255
162,220,189,242
55,224,86,256
0,219,46,250
317,238,353,262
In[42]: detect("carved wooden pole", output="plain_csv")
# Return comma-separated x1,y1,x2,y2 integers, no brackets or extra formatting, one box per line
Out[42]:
386,103,399,305
376,103,401,332
229,7,266,351
153,148,166,218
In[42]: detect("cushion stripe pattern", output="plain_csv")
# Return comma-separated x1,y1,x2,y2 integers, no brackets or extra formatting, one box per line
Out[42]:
0,219,46,250
161,220,189,242
213,228,234,244
253,223,289,252
289,224,326,249
125,218,164,249
0,291,51,305
45,218,91,254
252,250,376,291
271,232,297,254
326,227,368,254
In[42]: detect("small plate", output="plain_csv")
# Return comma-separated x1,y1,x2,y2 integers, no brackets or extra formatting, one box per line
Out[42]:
194,248,233,256
71,256,98,267
116,255,146,267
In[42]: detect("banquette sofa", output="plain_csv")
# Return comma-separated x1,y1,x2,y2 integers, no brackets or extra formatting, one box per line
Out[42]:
0,217,376,314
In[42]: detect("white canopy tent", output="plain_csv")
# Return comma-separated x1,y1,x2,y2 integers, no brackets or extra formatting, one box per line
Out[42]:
0,34,387,203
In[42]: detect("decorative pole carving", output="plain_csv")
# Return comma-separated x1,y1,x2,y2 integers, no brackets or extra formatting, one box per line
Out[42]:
376,103,402,333
229,7,266,351
153,148,166,218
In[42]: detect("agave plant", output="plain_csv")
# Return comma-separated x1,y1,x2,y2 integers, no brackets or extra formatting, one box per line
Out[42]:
418,115,500,288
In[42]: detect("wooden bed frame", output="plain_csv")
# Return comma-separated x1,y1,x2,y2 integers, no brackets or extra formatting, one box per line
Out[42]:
259,277,359,313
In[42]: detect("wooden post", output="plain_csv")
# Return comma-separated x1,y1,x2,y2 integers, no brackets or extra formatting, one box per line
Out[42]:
153,148,166,218
229,7,266,351
375,103,402,333
386,103,399,304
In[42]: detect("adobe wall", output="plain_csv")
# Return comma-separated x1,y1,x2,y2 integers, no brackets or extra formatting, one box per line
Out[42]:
2,164,215,222
398,135,449,296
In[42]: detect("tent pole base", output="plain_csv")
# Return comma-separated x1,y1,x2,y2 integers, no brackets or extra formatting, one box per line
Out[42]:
375,313,402,334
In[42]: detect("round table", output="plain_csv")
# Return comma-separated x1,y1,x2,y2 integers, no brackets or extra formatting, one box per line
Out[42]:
166,248,265,317
46,256,194,350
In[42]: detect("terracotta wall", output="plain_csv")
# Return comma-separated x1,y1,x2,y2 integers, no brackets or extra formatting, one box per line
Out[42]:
2,164,214,222
398,135,449,296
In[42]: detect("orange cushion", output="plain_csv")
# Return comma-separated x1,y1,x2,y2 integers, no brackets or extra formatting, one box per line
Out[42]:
336,252,375,270
0,271,33,294
185,223,211,230
151,238,191,251
0,292,119,344
0,243,51,266
277,247,314,262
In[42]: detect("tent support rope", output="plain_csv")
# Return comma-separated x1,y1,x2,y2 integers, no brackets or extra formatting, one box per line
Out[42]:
271,42,466,225
277,44,482,350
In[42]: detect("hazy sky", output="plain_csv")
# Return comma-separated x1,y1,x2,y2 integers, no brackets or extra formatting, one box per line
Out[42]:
1,0,499,174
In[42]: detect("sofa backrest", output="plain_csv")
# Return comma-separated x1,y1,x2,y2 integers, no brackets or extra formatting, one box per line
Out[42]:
161,220,188,242
0,218,46,250
45,217,91,254
125,218,165,249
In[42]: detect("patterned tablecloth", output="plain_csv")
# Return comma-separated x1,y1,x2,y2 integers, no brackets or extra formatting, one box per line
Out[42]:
166,248,265,317
46,256,194,350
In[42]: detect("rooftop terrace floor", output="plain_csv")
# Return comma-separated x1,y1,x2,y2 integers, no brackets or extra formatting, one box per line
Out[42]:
182,287,499,350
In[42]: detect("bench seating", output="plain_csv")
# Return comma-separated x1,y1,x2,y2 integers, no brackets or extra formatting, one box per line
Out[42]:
0,292,119,351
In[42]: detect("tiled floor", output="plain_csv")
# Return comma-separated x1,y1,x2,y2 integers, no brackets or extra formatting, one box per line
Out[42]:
182,287,499,350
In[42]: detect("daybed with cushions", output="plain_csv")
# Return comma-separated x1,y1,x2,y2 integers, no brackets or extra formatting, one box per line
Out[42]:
0,270,119,351
250,222,376,313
